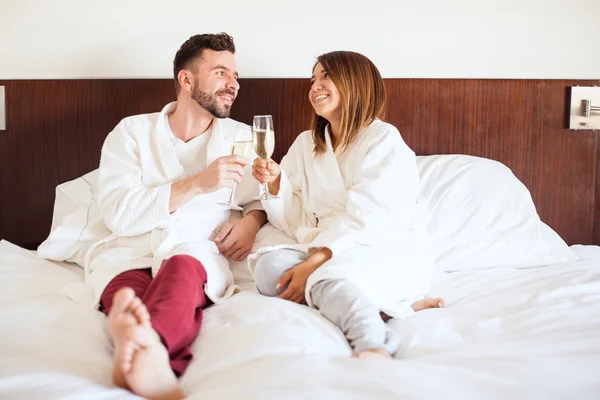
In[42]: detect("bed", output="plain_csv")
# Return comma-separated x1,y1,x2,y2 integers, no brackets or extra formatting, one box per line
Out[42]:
2,76,600,399
1,244,600,399
1,153,599,399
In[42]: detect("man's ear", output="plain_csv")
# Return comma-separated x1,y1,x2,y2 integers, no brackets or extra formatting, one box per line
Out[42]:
178,70,193,92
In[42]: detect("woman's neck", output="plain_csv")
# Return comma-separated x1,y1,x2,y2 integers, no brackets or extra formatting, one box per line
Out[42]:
328,116,342,148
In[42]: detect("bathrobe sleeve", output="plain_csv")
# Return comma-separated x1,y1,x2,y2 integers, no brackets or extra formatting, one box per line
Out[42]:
261,133,315,240
97,119,171,237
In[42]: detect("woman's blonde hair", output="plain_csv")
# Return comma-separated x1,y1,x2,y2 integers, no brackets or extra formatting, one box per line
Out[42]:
311,51,386,154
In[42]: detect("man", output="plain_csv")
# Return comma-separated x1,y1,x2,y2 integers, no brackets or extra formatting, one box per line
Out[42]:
96,33,265,400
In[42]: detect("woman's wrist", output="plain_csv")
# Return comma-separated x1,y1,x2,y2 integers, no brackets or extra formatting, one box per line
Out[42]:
267,174,282,196
307,247,332,268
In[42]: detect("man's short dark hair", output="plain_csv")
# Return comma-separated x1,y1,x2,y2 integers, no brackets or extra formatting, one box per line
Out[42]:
173,33,236,93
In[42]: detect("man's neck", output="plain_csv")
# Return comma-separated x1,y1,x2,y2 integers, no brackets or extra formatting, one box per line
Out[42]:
168,99,214,143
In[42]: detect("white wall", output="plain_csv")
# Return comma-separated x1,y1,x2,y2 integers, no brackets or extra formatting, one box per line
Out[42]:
1,0,599,79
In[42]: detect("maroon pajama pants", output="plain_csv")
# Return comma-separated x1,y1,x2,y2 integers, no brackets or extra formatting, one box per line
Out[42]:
99,255,210,376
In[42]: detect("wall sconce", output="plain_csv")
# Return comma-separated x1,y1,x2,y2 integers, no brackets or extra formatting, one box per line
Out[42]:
0,86,5,131
569,86,600,130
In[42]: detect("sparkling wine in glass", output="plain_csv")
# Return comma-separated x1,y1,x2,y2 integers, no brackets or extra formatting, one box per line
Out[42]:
219,125,252,210
253,115,278,200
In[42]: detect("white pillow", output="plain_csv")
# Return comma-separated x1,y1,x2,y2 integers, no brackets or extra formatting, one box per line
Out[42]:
40,169,111,267
49,169,99,234
45,156,577,276
41,169,255,285
416,155,576,271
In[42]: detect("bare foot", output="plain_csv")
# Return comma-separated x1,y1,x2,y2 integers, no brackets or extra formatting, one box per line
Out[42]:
121,323,184,399
353,348,393,360
411,297,445,312
106,287,150,389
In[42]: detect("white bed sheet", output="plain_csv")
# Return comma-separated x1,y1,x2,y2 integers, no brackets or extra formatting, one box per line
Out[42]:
1,239,599,399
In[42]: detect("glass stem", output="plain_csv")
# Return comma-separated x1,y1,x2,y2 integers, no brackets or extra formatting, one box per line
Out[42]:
229,181,237,203
263,182,270,197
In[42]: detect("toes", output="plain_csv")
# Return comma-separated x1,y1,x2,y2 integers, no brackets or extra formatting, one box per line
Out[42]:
128,296,142,313
434,297,445,308
130,325,158,348
422,297,445,309
120,341,136,374
111,288,136,314
353,349,391,360
129,298,150,325
138,307,151,326
137,306,151,327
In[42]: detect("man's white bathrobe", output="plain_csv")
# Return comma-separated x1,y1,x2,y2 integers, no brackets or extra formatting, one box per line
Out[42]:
38,102,262,307
249,120,435,318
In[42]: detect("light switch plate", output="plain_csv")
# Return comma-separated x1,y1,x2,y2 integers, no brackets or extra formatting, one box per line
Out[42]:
0,86,5,130
569,86,600,130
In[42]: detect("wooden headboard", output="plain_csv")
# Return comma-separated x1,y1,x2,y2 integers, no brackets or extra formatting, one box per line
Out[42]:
0,78,598,250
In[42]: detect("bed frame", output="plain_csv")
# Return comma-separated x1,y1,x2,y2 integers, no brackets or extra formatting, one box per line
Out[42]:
0,78,598,249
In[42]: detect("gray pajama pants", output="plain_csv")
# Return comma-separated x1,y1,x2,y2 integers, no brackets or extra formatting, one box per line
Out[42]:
253,249,401,355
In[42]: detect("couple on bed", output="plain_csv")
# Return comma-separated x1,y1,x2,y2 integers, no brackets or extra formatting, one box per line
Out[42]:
95,33,444,400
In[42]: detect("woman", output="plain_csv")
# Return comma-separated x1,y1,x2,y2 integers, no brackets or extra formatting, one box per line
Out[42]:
250,51,443,359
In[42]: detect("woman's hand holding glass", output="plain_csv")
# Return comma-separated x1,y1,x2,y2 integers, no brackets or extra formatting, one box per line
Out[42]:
252,158,281,197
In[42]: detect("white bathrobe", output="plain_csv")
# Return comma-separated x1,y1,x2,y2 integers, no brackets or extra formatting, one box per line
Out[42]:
38,102,263,307
249,120,435,318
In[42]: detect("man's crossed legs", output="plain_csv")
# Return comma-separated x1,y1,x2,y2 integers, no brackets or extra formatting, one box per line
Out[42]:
101,255,209,400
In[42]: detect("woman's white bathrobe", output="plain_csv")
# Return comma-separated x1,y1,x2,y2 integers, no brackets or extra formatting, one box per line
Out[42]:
249,120,434,318
38,102,262,307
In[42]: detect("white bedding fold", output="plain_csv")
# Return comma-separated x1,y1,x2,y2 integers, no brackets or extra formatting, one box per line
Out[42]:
1,240,599,399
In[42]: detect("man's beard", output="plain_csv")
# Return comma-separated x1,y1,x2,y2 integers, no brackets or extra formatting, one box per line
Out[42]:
191,83,234,119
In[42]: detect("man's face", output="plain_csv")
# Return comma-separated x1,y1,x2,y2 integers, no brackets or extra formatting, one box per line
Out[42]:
189,49,240,118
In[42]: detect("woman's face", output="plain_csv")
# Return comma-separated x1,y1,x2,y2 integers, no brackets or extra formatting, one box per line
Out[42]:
309,62,342,121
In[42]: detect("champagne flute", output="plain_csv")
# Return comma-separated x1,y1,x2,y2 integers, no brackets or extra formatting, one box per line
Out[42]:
218,125,253,210
253,115,278,200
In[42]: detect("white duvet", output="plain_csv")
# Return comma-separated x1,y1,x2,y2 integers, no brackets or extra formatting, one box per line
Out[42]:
1,239,600,400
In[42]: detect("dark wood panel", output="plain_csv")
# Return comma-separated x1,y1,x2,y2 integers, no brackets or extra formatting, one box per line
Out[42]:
233,78,599,246
595,137,600,245
229,78,312,162
387,79,598,246
0,80,175,249
531,81,597,246
0,78,598,250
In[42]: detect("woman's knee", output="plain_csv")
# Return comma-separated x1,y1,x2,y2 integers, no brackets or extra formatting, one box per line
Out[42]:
253,254,284,297
310,279,360,309
253,251,302,297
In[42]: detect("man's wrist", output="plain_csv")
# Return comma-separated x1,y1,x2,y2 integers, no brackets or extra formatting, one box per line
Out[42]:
190,175,206,195
242,210,266,232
